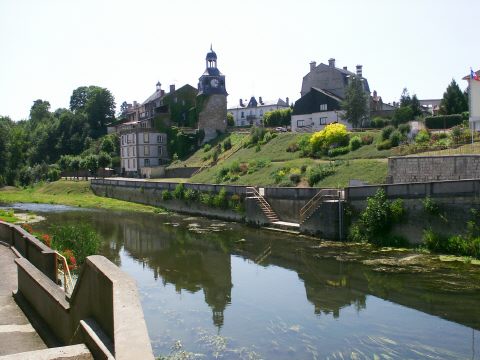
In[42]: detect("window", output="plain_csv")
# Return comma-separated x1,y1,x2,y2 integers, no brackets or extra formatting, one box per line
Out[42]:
144,159,150,166
143,133,149,143
320,104,327,111
128,159,131,168
133,158,136,168
133,147,135,156
157,135,164,143
127,147,130,156
320,117,328,125
158,146,163,156
241,111,244,118
297,120,305,127
144,146,150,156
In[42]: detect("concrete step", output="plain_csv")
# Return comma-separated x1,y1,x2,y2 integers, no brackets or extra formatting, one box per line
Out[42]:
0,344,93,360
271,221,300,231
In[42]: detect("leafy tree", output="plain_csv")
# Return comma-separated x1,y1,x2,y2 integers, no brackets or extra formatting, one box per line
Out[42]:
392,106,413,126
341,77,368,128
85,155,99,177
399,88,412,108
97,152,112,173
226,112,234,127
100,135,115,154
262,108,292,127
410,94,422,117
70,156,81,180
29,100,51,123
119,101,129,116
440,79,468,115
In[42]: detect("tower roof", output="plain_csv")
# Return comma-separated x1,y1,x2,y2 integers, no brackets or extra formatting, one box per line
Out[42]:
206,44,217,61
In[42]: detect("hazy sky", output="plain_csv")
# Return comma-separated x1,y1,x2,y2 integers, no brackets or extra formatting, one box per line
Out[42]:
1,0,479,121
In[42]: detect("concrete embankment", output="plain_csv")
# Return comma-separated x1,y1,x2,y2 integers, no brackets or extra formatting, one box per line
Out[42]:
0,221,154,360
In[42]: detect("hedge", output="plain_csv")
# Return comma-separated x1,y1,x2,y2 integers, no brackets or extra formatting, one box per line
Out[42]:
425,115,463,129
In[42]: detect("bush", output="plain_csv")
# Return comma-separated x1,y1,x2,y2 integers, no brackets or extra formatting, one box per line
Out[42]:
162,190,172,201
223,138,232,151
422,196,439,215
381,125,395,140
286,142,299,152
398,123,411,135
307,164,336,186
376,139,392,150
425,114,463,129
393,106,413,125
389,130,402,147
184,189,198,202
213,188,228,209
47,166,61,182
349,136,362,151
173,183,185,200
310,123,349,154
200,192,215,207
51,223,100,266
415,129,430,144
203,144,212,152
328,146,350,157
361,134,374,145
371,117,389,128
289,173,301,184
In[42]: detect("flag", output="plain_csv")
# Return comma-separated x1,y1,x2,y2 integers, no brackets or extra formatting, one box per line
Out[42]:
471,68,480,81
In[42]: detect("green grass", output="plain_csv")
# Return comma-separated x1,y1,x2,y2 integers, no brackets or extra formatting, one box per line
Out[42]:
0,180,165,213
0,209,20,223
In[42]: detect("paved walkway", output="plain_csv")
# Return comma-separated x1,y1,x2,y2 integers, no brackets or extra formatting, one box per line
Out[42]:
0,244,46,356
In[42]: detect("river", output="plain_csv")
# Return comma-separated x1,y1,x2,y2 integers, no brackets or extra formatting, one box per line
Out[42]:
6,203,480,359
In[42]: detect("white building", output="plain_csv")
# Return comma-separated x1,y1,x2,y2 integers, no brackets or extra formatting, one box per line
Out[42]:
228,96,289,126
119,125,167,176
464,69,480,131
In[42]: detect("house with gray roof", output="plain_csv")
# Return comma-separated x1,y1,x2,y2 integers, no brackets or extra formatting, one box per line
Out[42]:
228,96,290,126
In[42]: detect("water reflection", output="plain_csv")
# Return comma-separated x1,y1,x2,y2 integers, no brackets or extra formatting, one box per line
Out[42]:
29,206,480,358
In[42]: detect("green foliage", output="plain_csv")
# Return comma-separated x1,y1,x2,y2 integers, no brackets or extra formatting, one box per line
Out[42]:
425,114,463,129
184,189,198,203
162,190,173,201
307,164,336,186
327,146,350,157
348,189,407,246
223,138,232,151
376,139,392,151
97,152,112,170
309,123,349,156
213,188,228,208
415,129,430,144
439,79,468,115
398,123,411,134
227,113,235,127
262,108,292,127
200,192,215,207
349,136,362,151
341,76,368,127
51,223,100,265
361,134,374,145
393,106,413,126
286,142,299,152
203,144,212,152
173,183,185,200
381,125,395,140
389,130,402,147
422,196,440,215
370,117,389,128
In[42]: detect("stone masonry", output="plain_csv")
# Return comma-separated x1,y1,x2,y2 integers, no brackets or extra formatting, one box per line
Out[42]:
388,155,480,183
198,95,227,143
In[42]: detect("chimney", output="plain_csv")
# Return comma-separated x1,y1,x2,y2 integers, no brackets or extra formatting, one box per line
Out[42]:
328,58,335,68
310,61,316,72
259,96,263,105
239,99,244,107
356,65,363,77
286,97,289,106
160,90,165,97
169,84,175,93
343,66,348,71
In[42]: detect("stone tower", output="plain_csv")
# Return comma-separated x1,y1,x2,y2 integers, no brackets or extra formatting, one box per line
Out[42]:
197,46,228,143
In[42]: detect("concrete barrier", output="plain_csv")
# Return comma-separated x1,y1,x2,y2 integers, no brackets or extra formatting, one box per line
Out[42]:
0,221,154,360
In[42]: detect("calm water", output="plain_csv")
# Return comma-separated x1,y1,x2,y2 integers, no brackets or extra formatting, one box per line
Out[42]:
9,203,480,359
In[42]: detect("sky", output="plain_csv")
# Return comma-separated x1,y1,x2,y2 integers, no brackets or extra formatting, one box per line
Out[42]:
1,0,479,121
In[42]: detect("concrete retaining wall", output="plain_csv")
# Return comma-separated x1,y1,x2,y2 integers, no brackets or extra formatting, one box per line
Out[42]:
0,221,154,360
164,167,201,178
388,155,480,183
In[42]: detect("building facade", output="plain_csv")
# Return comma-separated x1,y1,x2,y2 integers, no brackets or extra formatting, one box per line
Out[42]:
464,69,480,131
228,96,289,126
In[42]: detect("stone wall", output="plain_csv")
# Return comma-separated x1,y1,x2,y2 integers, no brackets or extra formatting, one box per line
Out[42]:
198,95,227,143
165,167,201,178
388,155,480,183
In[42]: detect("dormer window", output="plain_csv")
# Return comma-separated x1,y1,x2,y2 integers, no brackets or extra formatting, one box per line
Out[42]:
320,104,327,111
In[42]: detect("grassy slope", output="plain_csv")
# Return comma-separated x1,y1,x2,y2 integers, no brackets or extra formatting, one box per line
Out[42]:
0,180,163,213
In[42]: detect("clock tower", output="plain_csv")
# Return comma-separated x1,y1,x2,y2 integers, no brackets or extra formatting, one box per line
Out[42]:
197,46,228,143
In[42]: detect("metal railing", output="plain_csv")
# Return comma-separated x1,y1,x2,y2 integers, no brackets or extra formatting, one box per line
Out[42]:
300,189,343,223
246,186,279,222
55,251,74,295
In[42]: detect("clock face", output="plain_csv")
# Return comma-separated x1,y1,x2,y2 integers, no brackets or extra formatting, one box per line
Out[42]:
210,78,219,88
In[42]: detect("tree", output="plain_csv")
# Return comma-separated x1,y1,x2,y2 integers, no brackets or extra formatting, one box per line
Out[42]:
29,100,51,123
97,152,112,177
100,135,115,154
342,77,368,128
85,155,99,178
393,106,413,126
410,94,422,117
399,88,412,108
263,108,292,127
226,112,234,127
440,79,468,115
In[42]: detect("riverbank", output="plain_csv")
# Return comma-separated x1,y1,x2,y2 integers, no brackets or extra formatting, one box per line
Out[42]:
0,180,166,214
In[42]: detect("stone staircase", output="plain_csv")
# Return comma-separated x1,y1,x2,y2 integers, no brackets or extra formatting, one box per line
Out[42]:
246,187,280,223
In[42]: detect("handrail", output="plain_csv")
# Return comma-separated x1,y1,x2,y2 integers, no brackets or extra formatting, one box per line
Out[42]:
300,189,343,222
246,186,279,222
55,251,74,295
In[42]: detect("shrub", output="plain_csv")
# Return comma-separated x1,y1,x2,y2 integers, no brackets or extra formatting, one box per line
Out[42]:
200,192,215,207
300,165,307,173
162,190,172,201
173,183,185,200
310,123,349,154
263,131,273,144
47,166,61,182
422,196,439,215
255,144,261,152
184,189,198,202
349,136,362,151
393,106,413,125
51,223,100,266
371,117,388,128
286,142,299,152
307,164,336,186
389,130,402,147
328,146,350,157
361,134,374,145
289,173,301,184
425,114,463,129
376,139,392,150
203,144,212,152
398,123,411,135
381,125,395,140
415,129,430,144
223,138,232,151
213,188,228,208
